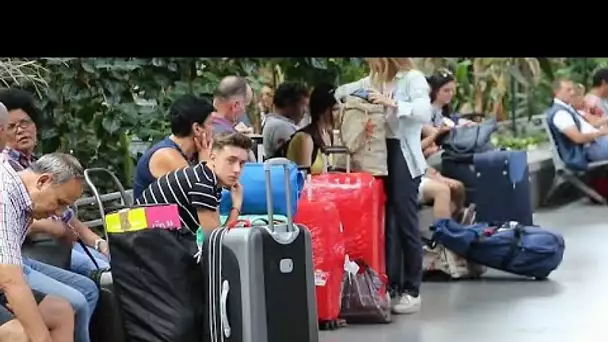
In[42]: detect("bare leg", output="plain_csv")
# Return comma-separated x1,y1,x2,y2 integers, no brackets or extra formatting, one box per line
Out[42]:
38,297,74,342
0,320,29,342
421,179,452,219
441,177,465,213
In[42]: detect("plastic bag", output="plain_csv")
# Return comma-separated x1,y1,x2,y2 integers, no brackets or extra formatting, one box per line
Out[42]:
340,258,391,323
294,199,345,322
308,173,386,275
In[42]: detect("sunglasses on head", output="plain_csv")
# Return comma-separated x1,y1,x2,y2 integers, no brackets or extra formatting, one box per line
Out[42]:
437,67,454,78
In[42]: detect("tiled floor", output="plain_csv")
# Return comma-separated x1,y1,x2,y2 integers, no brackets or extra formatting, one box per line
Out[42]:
320,201,607,342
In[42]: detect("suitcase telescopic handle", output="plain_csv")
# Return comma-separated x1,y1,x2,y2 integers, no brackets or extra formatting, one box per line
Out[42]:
297,166,313,200
321,146,351,173
263,158,294,232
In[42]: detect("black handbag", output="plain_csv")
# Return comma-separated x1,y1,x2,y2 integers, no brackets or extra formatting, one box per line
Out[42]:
442,118,498,155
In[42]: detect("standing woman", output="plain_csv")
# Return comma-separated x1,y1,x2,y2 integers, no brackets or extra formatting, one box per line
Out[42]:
366,58,432,314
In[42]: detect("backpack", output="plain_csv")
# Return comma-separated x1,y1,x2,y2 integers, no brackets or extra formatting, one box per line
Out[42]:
429,219,565,279
335,95,388,175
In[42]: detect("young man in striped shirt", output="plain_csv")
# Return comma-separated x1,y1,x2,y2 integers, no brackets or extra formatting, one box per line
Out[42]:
136,132,252,234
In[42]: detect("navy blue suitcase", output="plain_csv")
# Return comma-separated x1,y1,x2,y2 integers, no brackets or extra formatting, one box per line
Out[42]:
473,150,534,226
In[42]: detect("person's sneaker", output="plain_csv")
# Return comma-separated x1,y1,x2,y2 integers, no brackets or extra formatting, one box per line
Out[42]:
391,293,422,314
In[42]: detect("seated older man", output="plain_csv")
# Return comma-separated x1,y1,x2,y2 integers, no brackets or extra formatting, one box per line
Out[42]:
0,89,100,342
0,153,85,342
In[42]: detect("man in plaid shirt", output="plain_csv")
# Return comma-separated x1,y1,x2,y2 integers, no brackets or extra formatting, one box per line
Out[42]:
0,89,102,342
0,106,78,340
0,89,110,275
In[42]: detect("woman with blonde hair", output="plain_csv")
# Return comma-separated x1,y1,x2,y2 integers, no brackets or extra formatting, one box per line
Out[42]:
335,57,432,314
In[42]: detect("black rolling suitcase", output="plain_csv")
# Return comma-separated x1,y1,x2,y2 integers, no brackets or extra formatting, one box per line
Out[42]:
85,168,204,342
203,158,319,342
473,150,534,225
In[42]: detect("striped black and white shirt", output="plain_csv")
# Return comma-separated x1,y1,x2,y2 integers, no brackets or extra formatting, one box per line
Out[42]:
135,162,222,232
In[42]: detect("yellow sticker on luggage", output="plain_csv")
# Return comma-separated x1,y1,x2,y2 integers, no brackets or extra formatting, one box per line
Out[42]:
105,208,148,233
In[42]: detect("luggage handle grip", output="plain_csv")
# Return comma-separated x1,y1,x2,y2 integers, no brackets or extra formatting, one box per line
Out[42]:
321,146,351,173
220,280,232,338
226,219,252,229
322,146,349,155
263,158,294,232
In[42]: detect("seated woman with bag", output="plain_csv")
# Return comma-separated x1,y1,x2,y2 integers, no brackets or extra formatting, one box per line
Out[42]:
279,83,339,174
427,69,476,129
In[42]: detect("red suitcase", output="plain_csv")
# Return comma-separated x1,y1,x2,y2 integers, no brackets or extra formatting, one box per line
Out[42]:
308,172,386,279
294,196,345,330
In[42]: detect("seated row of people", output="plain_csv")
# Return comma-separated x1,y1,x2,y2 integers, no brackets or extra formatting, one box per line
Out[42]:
547,72,608,168
0,89,111,342
9,63,607,341
0,76,260,341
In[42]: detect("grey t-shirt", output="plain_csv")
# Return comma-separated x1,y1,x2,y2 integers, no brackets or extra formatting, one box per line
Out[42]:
262,113,298,157
600,99,608,116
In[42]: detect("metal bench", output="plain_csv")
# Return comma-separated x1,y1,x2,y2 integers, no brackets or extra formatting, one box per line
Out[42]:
74,168,133,232
542,117,608,205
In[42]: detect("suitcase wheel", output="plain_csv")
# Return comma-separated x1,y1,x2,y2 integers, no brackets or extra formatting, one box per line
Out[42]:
319,319,342,331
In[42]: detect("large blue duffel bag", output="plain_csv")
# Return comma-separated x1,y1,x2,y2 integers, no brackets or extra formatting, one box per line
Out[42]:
219,159,304,216
429,219,565,279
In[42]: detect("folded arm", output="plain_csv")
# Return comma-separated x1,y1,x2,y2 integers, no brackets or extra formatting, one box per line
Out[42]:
553,110,606,144
394,70,433,123
334,76,372,102
190,182,225,234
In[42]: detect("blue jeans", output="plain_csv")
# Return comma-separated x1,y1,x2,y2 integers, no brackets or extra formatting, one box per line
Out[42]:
71,243,110,276
24,257,99,342
586,135,608,162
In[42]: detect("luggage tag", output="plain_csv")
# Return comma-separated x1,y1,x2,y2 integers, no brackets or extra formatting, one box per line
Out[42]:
194,227,205,264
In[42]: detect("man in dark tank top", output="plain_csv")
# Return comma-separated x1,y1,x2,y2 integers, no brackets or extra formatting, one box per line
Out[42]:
133,95,214,198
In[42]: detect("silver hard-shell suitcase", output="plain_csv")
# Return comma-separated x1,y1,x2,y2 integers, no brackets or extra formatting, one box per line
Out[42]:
204,158,319,342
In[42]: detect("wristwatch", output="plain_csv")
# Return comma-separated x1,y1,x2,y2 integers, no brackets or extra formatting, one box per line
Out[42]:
94,239,105,251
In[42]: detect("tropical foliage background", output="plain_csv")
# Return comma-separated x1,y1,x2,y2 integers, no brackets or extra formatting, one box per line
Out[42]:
1,57,606,189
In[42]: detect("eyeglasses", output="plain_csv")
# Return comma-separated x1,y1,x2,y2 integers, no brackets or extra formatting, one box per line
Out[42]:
7,118,34,132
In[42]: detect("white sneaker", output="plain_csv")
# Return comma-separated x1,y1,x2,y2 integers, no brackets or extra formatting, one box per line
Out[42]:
391,294,422,314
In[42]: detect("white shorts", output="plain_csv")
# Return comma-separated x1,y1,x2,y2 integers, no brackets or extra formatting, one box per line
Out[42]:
418,176,430,203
